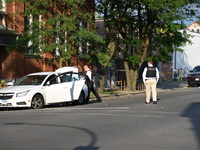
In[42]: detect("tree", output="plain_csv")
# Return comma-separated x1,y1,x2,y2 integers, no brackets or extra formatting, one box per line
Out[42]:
94,0,123,92
0,1,2,9
7,0,103,67
96,0,199,91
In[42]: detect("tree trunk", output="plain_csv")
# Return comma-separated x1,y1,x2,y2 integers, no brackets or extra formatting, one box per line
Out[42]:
123,37,149,91
131,70,139,91
59,59,63,68
97,40,116,93
124,62,139,91
124,61,131,91
98,73,104,93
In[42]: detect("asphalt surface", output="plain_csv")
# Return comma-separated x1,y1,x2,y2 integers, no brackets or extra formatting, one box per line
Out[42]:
1,83,200,150
157,81,188,91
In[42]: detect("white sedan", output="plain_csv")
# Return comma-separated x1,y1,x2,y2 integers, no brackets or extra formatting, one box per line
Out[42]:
0,67,88,109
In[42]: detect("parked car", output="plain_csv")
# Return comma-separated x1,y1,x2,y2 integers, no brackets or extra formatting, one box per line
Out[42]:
0,67,88,109
187,65,200,87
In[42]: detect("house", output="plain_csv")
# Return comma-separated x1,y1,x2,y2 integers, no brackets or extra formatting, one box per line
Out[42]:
0,0,95,82
187,21,200,33
173,21,200,79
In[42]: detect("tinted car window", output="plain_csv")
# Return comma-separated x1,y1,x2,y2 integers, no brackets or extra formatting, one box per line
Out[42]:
14,75,47,85
193,66,200,72
60,73,72,83
72,73,80,81
44,74,57,85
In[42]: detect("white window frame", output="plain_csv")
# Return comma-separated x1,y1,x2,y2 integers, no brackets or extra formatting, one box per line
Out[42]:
54,21,61,56
0,0,5,11
0,0,6,26
53,22,68,57
79,19,89,54
26,14,42,56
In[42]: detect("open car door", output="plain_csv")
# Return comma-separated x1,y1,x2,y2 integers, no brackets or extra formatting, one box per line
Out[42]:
70,73,85,100
44,72,73,104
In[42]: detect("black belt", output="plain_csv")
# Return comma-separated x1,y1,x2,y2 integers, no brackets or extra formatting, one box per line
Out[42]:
146,78,156,80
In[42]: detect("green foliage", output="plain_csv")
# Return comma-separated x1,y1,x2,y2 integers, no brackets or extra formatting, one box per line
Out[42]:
0,80,6,87
97,52,112,67
96,0,199,90
128,55,140,64
0,1,2,9
6,0,104,66
103,89,118,94
97,0,199,66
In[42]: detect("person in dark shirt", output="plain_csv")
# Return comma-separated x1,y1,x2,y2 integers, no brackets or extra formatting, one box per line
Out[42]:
142,60,159,104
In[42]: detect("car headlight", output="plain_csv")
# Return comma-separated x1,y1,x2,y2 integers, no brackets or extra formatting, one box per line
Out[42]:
16,90,30,97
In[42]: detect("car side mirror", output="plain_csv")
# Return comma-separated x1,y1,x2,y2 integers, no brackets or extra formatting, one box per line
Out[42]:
6,82,14,86
46,81,51,86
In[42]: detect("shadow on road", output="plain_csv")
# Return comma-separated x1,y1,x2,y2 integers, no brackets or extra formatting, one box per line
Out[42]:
4,122,99,150
181,102,200,149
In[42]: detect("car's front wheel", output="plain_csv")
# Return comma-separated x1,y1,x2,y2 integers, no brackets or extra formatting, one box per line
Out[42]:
31,94,44,109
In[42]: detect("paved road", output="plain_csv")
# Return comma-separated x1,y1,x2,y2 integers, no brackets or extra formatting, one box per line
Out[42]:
0,87,200,150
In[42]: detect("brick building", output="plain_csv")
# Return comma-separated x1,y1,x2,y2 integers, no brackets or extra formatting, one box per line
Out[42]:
0,0,95,82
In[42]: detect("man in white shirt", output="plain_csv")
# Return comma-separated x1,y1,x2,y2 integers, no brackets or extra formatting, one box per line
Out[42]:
142,60,159,104
84,65,102,103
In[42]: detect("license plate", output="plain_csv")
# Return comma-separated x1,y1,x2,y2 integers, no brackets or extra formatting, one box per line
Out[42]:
1,100,7,104
195,78,199,81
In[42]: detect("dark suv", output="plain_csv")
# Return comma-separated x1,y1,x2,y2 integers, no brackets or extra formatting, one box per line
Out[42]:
187,65,200,86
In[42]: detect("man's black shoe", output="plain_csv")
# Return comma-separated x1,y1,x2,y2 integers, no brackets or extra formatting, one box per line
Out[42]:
97,99,102,102
153,101,157,104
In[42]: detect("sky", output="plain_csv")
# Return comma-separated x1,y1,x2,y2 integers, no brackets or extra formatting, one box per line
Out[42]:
184,18,199,26
184,5,200,26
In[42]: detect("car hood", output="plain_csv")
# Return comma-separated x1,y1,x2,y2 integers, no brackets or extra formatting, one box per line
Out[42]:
189,72,200,75
0,85,37,93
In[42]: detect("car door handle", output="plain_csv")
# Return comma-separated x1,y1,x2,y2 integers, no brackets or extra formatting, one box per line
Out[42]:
63,87,69,89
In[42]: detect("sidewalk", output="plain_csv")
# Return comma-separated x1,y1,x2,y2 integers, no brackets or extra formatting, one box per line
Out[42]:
96,81,188,100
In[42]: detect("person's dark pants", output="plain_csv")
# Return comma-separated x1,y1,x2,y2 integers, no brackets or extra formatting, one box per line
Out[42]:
86,81,101,103
91,85,101,101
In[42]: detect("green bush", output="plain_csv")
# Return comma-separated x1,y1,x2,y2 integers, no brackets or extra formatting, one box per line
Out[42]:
103,90,118,94
0,80,6,87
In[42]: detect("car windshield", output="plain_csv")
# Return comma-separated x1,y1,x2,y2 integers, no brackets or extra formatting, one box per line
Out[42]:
193,66,200,72
14,75,48,86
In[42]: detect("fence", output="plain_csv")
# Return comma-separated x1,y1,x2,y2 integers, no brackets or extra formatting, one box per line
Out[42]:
115,80,145,91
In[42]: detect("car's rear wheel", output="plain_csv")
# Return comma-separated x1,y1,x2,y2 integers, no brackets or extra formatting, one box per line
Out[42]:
75,91,85,105
31,94,44,109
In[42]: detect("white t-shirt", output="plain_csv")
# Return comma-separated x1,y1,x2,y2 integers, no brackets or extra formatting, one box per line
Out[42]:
86,69,92,81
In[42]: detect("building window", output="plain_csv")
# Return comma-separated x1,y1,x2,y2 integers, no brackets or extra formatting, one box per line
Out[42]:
79,19,88,55
0,0,6,26
0,0,5,11
197,29,199,33
25,14,42,56
52,21,69,57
